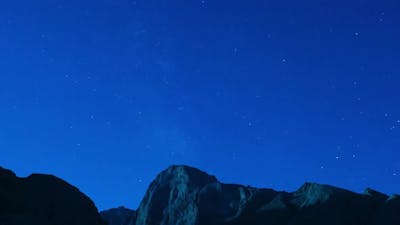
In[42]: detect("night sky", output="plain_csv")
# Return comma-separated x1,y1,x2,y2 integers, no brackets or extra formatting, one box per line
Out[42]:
1,0,400,210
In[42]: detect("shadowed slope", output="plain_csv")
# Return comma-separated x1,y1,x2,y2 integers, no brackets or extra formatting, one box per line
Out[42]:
0,167,105,225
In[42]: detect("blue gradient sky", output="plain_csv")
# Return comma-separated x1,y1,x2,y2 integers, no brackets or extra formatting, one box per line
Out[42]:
0,0,399,210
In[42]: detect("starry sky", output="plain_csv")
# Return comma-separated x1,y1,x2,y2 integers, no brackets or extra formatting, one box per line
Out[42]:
1,0,400,210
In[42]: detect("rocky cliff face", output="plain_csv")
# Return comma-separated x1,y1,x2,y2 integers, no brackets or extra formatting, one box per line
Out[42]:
0,166,105,225
102,165,400,225
135,165,218,225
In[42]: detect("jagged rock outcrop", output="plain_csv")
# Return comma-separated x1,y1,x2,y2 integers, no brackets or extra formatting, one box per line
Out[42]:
101,206,136,225
0,166,105,225
102,165,400,225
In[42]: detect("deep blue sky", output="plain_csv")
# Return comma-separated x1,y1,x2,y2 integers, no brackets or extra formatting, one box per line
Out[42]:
1,0,399,210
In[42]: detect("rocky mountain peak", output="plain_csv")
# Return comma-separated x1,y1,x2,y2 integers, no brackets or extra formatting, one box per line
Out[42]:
154,165,218,187
363,188,389,201
135,165,218,225
292,182,342,207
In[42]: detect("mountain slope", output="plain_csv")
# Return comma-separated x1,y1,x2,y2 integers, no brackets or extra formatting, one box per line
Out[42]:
102,165,400,225
0,166,105,225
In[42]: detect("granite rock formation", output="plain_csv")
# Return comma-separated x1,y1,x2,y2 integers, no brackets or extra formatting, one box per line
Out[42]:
103,165,400,225
0,166,105,225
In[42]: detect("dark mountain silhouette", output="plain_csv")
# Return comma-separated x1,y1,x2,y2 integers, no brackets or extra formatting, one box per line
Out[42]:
0,166,105,225
101,206,136,225
102,165,400,225
1,165,399,225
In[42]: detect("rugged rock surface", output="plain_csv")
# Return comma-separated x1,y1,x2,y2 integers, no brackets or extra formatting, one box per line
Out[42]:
101,206,136,225
0,166,105,225
103,165,400,225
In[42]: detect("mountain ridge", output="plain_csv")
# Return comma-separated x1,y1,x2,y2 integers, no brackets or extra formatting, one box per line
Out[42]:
102,164,400,225
1,165,399,225
0,166,105,225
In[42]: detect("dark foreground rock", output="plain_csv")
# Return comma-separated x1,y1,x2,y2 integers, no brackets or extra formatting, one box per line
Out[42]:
0,166,105,225
103,165,400,225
